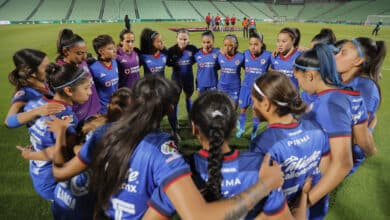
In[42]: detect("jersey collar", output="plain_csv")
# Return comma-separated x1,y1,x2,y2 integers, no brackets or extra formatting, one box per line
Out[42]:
317,88,360,97
198,149,239,161
268,122,299,129
279,48,297,61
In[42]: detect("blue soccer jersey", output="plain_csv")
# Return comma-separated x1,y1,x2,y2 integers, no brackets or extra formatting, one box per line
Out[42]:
78,123,111,165
194,48,220,91
270,49,302,89
52,170,94,220
140,52,167,76
250,120,330,202
27,98,78,201
303,89,368,138
168,45,197,95
89,59,119,114
11,86,51,104
239,50,272,108
217,52,244,102
149,150,287,219
104,131,191,220
345,77,379,174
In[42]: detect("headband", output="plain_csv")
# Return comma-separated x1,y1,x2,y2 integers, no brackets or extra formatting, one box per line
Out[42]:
52,69,87,90
151,32,158,40
62,40,85,49
293,63,320,71
253,83,288,107
351,39,364,58
225,35,237,44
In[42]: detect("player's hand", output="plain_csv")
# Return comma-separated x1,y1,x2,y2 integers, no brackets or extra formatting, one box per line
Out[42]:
259,154,283,191
46,115,71,135
16,144,34,160
272,49,278,57
38,103,64,116
302,176,313,193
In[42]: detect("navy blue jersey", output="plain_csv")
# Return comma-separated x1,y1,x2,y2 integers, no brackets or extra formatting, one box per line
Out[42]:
52,170,94,220
302,89,368,138
140,52,167,76
217,52,244,92
149,150,287,219
89,59,119,114
104,131,191,219
27,98,78,200
270,49,302,89
117,47,141,89
242,50,272,88
194,48,220,90
250,120,330,202
167,45,197,76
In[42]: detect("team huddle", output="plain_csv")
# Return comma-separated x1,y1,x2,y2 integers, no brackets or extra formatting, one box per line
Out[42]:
5,24,386,220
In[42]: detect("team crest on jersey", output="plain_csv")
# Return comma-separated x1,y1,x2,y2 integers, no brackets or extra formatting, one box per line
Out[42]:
235,60,240,65
61,115,74,124
14,90,25,98
199,62,205,68
105,81,112,87
213,54,217,59
161,140,181,163
261,59,266,64
163,57,167,63
188,51,192,57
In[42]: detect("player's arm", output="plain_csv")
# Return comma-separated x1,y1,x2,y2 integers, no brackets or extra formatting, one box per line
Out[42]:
163,154,283,220
353,121,376,157
16,145,55,161
5,102,64,128
368,113,377,131
308,137,352,206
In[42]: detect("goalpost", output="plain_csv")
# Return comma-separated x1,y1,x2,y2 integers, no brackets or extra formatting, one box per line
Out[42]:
273,16,286,24
365,15,390,26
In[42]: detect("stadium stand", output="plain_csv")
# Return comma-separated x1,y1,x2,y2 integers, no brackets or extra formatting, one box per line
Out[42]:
30,0,72,21
270,4,304,20
319,1,368,22
212,1,246,19
231,2,270,20
165,1,202,20
248,1,276,18
298,2,341,21
190,1,221,18
69,0,102,20
102,0,137,20
137,0,170,19
0,0,39,21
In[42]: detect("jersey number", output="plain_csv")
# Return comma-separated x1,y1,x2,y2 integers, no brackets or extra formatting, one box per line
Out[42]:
112,198,135,220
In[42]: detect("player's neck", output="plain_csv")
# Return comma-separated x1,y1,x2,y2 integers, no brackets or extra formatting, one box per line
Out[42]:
28,78,47,93
314,81,335,94
340,70,357,84
267,113,296,126
53,93,72,106
281,47,296,57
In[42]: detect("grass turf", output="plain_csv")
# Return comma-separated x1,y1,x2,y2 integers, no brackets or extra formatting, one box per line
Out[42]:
0,21,389,219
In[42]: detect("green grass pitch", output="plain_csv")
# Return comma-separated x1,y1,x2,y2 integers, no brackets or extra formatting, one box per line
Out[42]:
0,21,389,219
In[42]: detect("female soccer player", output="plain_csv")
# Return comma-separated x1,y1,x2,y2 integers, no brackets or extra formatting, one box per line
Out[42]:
271,27,302,89
45,87,132,219
217,34,244,109
194,31,219,93
5,49,64,128
167,29,198,139
89,34,119,114
293,43,376,219
250,71,330,212
147,91,309,220
237,32,271,139
310,28,336,49
140,28,167,76
18,63,92,201
117,29,140,89
335,37,384,173
56,28,101,121
90,76,284,219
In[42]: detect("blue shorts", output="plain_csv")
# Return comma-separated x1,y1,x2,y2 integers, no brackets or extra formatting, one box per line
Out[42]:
172,72,194,96
239,86,253,109
218,86,240,103
197,86,217,93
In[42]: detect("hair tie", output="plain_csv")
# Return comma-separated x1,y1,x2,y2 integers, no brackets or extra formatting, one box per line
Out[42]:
211,110,223,118
253,83,288,107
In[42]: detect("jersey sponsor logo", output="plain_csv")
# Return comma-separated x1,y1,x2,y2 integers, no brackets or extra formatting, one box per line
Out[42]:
221,177,242,187
283,184,299,197
100,73,107,78
196,55,202,60
220,59,225,63
105,78,119,87
287,129,303,137
14,90,26,98
282,150,321,180
274,61,279,65
287,135,310,146
121,168,139,193
221,167,237,173
352,111,364,124
56,186,76,209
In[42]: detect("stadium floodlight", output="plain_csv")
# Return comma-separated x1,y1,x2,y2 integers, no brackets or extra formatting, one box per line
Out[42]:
365,15,390,26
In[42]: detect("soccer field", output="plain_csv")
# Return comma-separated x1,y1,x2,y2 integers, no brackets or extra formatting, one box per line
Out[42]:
0,21,389,219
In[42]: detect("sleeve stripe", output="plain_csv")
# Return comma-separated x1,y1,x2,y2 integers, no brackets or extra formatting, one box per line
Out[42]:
264,199,288,216
163,172,192,192
147,201,170,220
77,154,89,166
